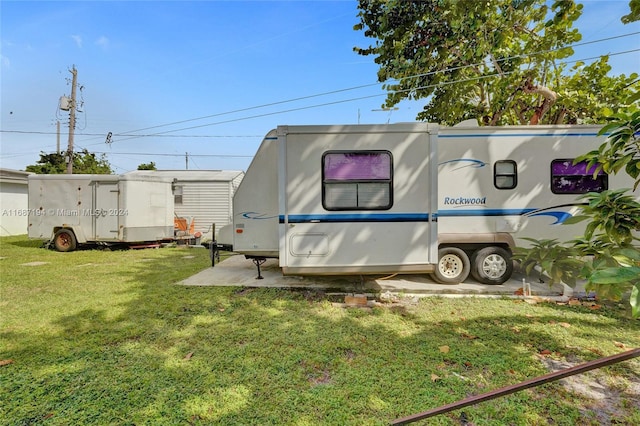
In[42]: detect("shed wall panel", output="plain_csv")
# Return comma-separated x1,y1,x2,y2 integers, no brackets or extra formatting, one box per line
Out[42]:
175,182,234,234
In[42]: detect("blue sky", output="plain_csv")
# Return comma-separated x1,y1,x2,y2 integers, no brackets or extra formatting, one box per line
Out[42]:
1,0,639,173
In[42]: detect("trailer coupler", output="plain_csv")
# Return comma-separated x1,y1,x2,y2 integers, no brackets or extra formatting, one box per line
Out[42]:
210,240,220,267
246,256,267,279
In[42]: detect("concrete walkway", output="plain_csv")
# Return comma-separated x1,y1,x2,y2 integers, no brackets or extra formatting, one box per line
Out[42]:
181,255,570,297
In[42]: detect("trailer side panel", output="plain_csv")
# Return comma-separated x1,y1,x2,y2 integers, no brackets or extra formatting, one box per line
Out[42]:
278,124,439,275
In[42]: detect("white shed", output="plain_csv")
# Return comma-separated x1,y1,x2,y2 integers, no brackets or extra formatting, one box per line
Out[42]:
0,169,32,236
126,170,244,240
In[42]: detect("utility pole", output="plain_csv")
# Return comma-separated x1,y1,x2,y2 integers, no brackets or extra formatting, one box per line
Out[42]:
185,152,189,170
56,120,60,153
66,66,78,174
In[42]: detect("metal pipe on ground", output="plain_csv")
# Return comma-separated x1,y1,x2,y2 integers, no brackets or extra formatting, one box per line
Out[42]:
391,348,640,425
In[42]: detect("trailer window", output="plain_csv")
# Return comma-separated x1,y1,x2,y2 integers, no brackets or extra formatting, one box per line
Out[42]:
322,151,392,210
494,160,517,189
174,185,183,205
551,159,608,194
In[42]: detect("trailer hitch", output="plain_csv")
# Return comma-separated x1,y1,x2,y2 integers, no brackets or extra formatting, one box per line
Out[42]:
210,240,220,267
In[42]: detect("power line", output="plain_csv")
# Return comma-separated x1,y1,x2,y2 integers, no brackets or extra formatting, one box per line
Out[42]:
104,30,640,140
4,46,636,164
2,33,638,149
2,46,638,155
106,48,640,140
0,130,262,138
93,151,254,158
8,44,635,161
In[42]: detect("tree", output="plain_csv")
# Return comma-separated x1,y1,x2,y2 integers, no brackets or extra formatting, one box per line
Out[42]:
622,0,640,23
514,0,640,315
574,110,640,317
137,162,157,170
26,149,112,174
513,109,640,317
354,0,637,125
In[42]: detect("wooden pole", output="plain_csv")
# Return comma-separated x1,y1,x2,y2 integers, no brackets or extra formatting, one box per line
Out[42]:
66,66,77,174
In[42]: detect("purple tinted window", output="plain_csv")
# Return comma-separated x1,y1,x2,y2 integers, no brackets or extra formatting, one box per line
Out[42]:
322,151,393,210
551,160,604,176
551,159,608,194
324,152,391,180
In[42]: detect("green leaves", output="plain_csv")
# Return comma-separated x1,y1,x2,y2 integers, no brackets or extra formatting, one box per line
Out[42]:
578,110,640,190
574,189,640,245
514,109,640,316
621,0,640,24
355,1,637,125
631,284,640,318
589,266,640,285
586,264,640,317
25,149,113,175
512,238,583,286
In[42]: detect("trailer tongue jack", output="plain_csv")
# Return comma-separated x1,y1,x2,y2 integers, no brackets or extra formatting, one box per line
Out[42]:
246,256,267,279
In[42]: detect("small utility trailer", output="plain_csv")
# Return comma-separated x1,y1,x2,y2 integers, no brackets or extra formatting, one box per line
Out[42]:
28,174,175,251
215,123,638,284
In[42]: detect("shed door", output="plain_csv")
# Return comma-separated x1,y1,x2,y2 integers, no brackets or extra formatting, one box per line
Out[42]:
93,181,119,240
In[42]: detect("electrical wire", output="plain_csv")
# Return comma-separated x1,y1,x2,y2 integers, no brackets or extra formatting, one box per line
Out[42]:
107,48,640,141
2,46,638,161
1,34,638,160
0,130,263,138
102,30,640,140
4,34,637,145
92,152,254,158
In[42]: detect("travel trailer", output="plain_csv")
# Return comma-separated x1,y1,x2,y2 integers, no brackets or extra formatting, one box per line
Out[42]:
215,123,637,284
28,174,175,251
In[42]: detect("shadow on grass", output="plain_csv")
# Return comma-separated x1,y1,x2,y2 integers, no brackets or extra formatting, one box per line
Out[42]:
6,238,46,249
3,245,639,425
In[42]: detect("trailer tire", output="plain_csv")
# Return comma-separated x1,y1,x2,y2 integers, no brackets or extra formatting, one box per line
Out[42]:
471,247,513,285
53,229,77,252
429,273,445,284
433,247,470,284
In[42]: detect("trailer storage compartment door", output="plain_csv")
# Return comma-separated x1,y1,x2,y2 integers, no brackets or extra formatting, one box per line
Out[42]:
278,124,438,275
93,181,119,240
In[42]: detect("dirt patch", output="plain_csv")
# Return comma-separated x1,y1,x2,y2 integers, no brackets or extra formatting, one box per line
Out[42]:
542,357,640,424
20,261,49,266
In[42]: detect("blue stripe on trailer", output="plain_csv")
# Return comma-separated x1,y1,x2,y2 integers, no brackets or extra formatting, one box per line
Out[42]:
279,213,432,223
438,132,600,138
278,208,576,225
438,208,574,224
438,209,537,217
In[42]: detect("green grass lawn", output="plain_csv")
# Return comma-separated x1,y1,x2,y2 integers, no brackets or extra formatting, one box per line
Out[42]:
1,235,639,425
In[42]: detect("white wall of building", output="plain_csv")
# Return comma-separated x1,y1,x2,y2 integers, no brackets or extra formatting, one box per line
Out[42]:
0,169,32,236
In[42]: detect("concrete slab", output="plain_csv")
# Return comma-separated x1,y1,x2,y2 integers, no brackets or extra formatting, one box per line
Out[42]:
181,255,568,297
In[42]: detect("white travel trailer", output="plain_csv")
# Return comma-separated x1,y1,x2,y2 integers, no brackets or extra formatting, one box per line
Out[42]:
216,123,637,284
28,174,175,251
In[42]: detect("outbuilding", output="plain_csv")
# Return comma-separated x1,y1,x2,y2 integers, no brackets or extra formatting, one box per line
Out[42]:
0,168,32,236
125,170,244,241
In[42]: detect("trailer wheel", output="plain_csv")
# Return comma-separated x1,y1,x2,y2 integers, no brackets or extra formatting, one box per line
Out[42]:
433,247,470,284
53,229,77,252
470,247,513,285
429,273,444,284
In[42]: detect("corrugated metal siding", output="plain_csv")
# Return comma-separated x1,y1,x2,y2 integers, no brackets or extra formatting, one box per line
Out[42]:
174,181,233,235
231,174,243,196
123,170,244,237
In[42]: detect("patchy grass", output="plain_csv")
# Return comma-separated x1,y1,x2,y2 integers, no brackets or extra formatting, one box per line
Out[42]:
1,235,639,425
